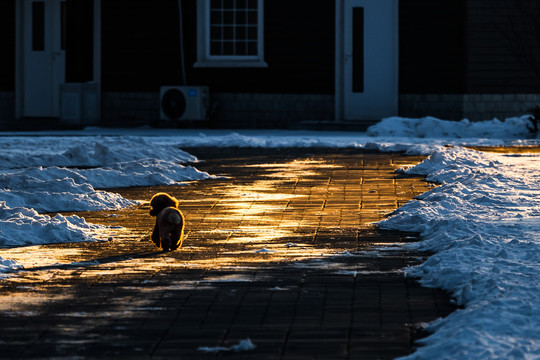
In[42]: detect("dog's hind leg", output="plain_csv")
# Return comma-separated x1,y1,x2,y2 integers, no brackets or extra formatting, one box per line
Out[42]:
160,232,173,251
170,226,184,251
159,226,174,251
151,223,161,248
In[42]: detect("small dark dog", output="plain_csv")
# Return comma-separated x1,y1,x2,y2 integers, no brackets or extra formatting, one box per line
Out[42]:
149,192,184,251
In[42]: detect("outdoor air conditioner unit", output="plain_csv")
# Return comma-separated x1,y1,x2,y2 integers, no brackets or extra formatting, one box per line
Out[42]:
160,86,209,121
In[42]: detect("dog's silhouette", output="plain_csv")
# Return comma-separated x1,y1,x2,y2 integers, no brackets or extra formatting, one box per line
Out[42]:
149,192,184,251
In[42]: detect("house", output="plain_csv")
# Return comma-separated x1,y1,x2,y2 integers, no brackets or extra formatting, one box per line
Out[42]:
1,0,540,130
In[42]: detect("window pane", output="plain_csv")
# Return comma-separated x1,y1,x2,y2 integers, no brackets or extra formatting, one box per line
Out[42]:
32,2,45,51
247,41,257,56
247,10,257,25
236,26,246,39
211,26,222,39
211,10,222,25
208,0,261,58
223,41,234,55
223,11,234,25
352,7,364,93
61,2,66,50
236,41,247,55
223,26,234,40
247,26,257,40
236,11,246,24
210,41,222,55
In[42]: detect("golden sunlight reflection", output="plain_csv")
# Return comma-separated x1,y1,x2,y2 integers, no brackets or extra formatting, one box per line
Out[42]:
0,155,432,284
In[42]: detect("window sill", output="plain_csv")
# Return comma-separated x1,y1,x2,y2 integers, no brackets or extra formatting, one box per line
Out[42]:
193,61,268,69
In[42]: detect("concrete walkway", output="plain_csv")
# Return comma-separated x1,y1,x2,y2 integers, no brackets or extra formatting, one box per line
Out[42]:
0,148,456,359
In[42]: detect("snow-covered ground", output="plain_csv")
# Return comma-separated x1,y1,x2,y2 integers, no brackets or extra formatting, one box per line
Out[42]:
382,147,539,359
0,136,214,249
1,115,539,359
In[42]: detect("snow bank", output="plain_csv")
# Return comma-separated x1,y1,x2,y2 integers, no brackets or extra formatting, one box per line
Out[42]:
0,201,106,275
0,136,197,169
0,136,212,249
143,116,535,152
0,167,134,213
0,202,103,247
0,161,211,213
367,115,536,139
379,147,540,359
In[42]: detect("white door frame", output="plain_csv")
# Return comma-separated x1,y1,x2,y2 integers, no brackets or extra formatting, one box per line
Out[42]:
335,0,398,122
15,0,101,119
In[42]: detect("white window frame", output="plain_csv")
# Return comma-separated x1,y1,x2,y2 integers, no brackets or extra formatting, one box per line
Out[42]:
195,0,267,68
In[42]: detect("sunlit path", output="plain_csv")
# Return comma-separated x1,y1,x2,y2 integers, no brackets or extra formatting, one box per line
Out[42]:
0,148,456,359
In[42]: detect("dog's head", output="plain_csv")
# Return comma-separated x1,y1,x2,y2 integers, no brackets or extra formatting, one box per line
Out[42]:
149,192,179,216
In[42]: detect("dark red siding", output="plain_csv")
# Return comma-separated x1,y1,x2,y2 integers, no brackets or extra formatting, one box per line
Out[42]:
102,0,335,95
0,0,15,91
466,0,540,93
101,0,183,91
399,0,467,94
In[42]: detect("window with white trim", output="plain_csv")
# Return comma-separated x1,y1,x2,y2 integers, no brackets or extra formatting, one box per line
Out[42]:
195,0,267,68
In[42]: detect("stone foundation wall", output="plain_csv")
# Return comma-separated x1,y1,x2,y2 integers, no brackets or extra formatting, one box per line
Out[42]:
211,93,334,128
102,92,334,128
0,91,14,126
399,94,465,120
101,92,159,126
462,94,540,120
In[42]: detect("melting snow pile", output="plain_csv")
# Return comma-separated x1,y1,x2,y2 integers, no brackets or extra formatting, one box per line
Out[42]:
0,136,198,169
379,147,540,359
367,115,536,139
0,202,102,247
0,136,213,262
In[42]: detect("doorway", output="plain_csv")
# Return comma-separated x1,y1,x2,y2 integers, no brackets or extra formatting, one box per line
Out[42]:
20,0,65,117
16,0,101,120
335,0,398,121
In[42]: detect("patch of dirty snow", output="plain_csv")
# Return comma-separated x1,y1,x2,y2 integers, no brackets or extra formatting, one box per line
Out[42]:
197,338,256,353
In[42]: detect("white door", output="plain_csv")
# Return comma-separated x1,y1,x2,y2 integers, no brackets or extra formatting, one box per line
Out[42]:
23,0,65,117
338,0,398,121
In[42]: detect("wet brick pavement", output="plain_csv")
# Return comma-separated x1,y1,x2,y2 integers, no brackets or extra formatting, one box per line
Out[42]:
0,148,456,359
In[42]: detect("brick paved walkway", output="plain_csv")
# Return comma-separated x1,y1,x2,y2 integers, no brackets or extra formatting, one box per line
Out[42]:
0,148,456,359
